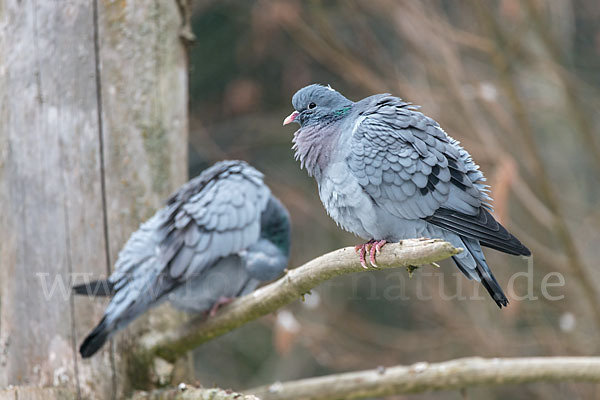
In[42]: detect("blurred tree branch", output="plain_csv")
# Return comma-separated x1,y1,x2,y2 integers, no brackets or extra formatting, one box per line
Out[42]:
470,0,600,330
137,239,461,364
132,386,259,400
131,357,600,400
523,0,600,170
248,357,600,400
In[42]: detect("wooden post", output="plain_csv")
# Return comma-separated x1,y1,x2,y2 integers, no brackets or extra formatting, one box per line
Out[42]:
0,0,188,398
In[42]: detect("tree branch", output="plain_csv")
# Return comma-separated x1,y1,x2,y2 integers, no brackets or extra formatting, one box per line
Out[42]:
132,385,259,400
248,357,600,399
139,239,461,363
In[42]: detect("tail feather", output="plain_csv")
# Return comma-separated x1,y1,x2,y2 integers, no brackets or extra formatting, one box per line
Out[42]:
476,267,508,308
78,275,177,357
426,208,531,257
79,316,111,358
451,255,474,280
73,280,114,297
462,237,508,308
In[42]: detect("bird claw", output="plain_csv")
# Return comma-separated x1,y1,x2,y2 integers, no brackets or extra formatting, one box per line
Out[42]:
369,240,387,268
356,240,387,269
369,245,379,269
355,243,370,269
374,240,386,254
208,296,234,317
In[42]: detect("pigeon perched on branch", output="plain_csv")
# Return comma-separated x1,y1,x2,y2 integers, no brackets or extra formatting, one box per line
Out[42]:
284,84,530,308
74,160,291,357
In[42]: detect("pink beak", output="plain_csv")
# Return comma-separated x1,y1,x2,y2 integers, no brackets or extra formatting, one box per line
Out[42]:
283,111,300,126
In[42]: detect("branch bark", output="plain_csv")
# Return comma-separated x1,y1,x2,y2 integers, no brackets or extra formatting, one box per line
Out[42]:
139,239,461,363
132,385,259,400
248,357,600,400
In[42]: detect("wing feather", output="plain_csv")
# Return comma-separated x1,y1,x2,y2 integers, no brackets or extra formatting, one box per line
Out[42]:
348,95,488,222
104,160,270,328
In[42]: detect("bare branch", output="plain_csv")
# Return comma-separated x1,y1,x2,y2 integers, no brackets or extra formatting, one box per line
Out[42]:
140,239,461,363
132,385,259,400
470,0,600,330
248,357,600,400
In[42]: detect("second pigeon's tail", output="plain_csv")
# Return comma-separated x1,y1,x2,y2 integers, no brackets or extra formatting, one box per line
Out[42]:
73,280,115,297
78,273,178,358
75,280,117,357
79,316,112,358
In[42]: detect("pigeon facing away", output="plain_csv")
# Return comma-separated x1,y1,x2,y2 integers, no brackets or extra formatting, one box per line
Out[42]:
284,84,530,308
73,160,291,357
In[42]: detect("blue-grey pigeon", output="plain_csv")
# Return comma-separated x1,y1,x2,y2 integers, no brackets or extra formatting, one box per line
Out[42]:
284,84,530,308
74,160,290,357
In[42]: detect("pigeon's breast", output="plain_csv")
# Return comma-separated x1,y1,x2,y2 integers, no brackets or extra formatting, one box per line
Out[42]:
318,161,382,239
168,255,252,313
318,161,431,241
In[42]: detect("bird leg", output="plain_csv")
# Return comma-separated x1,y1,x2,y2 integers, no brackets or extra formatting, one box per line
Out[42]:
355,240,387,269
208,296,235,317
369,240,387,268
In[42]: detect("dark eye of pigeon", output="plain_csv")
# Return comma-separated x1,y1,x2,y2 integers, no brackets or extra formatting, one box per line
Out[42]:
308,102,316,110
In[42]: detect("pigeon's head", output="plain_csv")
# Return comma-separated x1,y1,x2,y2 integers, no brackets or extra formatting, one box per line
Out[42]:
283,84,352,127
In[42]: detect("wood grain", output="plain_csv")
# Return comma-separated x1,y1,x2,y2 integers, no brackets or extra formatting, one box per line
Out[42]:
0,0,188,397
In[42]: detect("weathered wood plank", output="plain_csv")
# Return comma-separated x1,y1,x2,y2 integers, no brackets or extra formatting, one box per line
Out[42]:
0,0,188,397
0,0,110,396
97,0,188,260
93,0,188,393
0,386,75,400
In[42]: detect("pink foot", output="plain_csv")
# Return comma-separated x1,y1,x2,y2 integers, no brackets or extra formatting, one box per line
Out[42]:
208,296,234,317
369,240,387,268
355,240,387,269
355,242,371,269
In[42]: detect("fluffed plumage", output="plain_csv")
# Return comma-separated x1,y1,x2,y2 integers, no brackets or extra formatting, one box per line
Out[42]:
75,160,291,357
285,84,530,308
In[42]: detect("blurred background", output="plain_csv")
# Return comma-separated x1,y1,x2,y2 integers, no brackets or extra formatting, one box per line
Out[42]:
185,1,600,399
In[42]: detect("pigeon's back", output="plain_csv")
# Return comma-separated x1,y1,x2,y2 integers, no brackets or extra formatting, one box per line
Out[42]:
348,95,529,306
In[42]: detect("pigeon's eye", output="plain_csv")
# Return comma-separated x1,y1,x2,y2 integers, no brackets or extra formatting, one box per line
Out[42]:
308,102,316,110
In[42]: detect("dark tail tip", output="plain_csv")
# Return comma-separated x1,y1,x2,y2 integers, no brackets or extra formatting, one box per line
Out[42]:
452,255,509,308
73,280,114,297
80,317,111,358
477,267,509,308
476,261,508,308
458,237,510,308
521,244,532,257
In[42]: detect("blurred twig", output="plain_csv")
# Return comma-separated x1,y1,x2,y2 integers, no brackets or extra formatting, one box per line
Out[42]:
248,357,600,400
278,7,389,93
507,223,567,270
523,0,600,171
471,0,600,331
511,175,556,230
